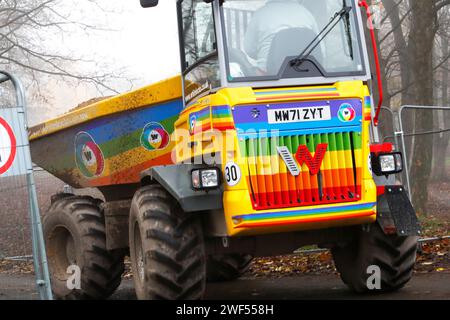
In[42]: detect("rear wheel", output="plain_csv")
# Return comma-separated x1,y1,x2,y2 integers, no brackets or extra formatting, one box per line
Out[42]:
43,195,124,300
129,185,206,300
332,223,418,293
206,254,253,282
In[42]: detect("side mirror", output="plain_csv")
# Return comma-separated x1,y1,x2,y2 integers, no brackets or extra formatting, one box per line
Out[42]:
140,0,158,8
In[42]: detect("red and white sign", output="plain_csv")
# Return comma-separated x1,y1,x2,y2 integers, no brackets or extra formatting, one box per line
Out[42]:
0,116,16,175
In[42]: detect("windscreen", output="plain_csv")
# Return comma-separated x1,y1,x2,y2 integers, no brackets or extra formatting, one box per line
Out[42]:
221,0,366,81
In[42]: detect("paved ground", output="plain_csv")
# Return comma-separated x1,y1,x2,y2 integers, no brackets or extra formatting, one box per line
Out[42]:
1,273,448,300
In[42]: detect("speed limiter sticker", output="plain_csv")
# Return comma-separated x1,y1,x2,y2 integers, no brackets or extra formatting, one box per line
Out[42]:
0,116,17,176
224,162,241,187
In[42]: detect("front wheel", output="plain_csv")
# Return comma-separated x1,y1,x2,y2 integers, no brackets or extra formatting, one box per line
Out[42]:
332,223,418,293
43,195,124,300
129,185,206,300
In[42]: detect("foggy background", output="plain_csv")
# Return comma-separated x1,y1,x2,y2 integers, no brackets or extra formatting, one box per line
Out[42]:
2,0,181,125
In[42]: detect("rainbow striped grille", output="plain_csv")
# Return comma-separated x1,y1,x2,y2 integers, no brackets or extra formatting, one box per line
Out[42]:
241,131,362,210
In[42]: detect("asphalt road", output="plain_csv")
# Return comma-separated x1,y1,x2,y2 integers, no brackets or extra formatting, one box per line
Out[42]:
0,273,449,300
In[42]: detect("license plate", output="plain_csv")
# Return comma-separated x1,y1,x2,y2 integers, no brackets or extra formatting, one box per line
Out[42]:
268,106,331,124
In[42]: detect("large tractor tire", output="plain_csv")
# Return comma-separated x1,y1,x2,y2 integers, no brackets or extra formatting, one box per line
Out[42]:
206,254,253,282
129,185,206,300
332,223,418,293
43,195,125,300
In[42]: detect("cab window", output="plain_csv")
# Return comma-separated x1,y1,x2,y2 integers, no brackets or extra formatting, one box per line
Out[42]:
179,0,220,105
181,0,217,69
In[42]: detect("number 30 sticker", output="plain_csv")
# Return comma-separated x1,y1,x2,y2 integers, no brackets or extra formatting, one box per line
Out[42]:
224,162,241,186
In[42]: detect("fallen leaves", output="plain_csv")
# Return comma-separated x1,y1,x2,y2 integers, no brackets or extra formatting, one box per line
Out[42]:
246,251,337,279
0,259,34,275
246,238,449,279
415,238,450,274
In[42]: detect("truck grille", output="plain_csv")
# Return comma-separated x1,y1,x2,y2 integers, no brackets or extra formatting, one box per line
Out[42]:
242,131,362,210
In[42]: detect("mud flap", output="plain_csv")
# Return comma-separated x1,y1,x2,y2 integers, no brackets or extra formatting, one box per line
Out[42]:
377,186,421,236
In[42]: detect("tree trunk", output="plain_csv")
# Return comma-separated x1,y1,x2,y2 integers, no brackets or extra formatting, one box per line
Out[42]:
407,1,437,214
382,0,414,105
432,34,450,182
382,0,415,170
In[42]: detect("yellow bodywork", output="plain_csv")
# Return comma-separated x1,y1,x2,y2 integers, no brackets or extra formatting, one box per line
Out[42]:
175,80,376,237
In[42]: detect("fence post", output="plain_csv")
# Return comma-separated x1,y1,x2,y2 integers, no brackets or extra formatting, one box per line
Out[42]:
0,71,53,300
397,105,412,199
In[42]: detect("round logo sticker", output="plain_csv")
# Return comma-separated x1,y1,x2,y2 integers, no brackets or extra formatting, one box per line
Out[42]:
0,116,17,175
75,132,104,178
141,122,170,151
338,103,356,122
189,114,197,134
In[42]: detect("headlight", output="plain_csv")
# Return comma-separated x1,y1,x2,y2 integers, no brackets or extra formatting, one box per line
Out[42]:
191,168,220,189
371,152,403,176
379,155,396,172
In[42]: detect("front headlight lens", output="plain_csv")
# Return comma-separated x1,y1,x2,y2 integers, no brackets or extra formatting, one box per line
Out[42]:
191,168,220,189
201,169,219,188
371,152,403,176
379,155,396,173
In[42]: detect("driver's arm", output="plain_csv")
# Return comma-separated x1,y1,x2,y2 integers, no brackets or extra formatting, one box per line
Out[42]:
243,17,259,59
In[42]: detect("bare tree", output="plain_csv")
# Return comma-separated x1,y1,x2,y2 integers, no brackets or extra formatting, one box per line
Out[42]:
0,0,132,105
373,0,450,213
431,10,450,181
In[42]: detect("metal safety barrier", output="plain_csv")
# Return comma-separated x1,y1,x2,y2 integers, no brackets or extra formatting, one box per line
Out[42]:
0,71,52,300
377,105,450,200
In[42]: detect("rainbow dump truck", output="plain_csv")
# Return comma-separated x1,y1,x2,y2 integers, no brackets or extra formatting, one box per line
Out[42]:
29,0,421,300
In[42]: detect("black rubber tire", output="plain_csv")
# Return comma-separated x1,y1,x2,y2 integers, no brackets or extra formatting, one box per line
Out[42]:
206,254,253,282
129,185,206,300
332,223,418,293
43,195,125,300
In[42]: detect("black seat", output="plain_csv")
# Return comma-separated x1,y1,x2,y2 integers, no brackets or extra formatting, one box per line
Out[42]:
266,27,322,74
